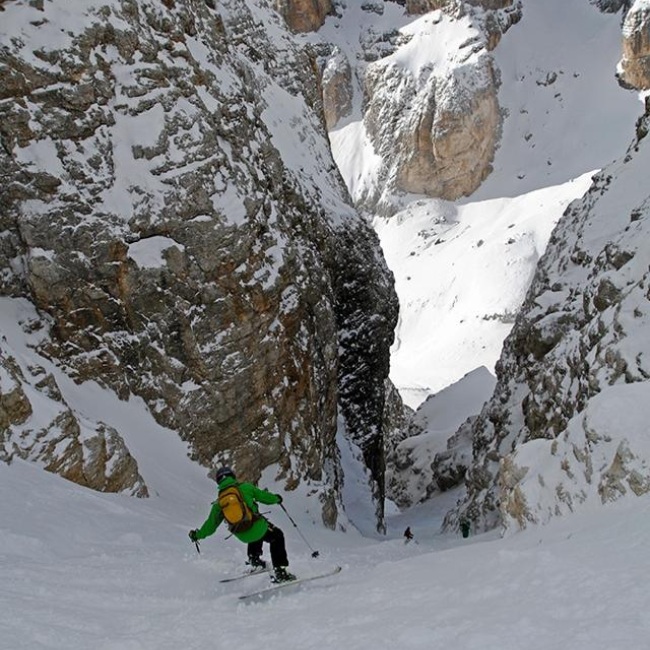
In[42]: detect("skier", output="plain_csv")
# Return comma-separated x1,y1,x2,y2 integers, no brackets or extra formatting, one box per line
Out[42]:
188,466,296,583
403,526,414,543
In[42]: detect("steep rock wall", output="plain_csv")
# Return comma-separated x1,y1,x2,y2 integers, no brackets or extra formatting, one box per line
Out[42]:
321,46,352,130
0,0,398,527
619,0,650,90
407,0,517,14
0,312,148,498
362,19,501,207
274,0,332,33
318,1,521,212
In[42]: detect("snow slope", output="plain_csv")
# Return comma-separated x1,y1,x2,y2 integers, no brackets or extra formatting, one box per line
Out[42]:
374,174,595,406
387,366,496,506
323,0,642,408
2,457,650,650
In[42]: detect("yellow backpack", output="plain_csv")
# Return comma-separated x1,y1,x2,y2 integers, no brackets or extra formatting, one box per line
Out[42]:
218,485,258,533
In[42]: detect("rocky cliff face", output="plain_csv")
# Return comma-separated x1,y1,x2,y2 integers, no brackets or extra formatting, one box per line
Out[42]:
364,52,500,204
449,101,650,532
0,305,148,497
317,0,521,213
0,0,398,528
321,46,352,130
619,1,650,90
406,0,452,13
274,0,332,33
361,3,517,210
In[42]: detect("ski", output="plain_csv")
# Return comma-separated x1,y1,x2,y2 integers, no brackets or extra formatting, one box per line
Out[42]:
219,566,270,583
239,565,342,601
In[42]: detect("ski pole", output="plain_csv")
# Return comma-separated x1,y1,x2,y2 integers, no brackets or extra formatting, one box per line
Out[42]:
194,539,201,554
281,503,319,558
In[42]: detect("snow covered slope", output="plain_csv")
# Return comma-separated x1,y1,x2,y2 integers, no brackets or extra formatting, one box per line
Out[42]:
2,455,650,649
387,366,496,507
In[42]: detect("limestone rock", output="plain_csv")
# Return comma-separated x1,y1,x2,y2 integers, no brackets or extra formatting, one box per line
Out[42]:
383,380,414,509
363,48,501,206
449,104,650,532
405,1,522,53
430,418,475,493
619,1,650,90
317,0,521,213
407,0,516,13
0,0,398,529
0,339,147,497
406,0,456,13
387,366,495,508
322,47,353,130
274,0,332,33
466,0,519,8
396,63,500,199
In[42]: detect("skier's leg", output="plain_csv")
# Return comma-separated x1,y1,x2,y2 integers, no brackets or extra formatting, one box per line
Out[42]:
247,539,265,568
264,523,295,582
264,522,289,568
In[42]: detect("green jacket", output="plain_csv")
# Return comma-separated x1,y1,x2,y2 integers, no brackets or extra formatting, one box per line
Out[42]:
194,476,282,544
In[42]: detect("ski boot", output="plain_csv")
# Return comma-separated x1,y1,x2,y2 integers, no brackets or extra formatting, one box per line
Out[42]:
247,555,267,571
272,566,296,583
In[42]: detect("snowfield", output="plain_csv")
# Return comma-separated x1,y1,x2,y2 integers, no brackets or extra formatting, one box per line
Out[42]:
2,460,650,650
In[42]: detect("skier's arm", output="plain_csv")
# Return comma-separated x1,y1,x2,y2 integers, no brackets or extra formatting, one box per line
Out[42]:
251,485,282,506
194,502,224,540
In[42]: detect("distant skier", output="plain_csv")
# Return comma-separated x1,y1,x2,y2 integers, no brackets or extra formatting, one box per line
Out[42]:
188,466,296,583
403,526,414,544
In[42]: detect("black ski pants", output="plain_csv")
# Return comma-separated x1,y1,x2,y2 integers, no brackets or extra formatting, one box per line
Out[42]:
247,522,289,568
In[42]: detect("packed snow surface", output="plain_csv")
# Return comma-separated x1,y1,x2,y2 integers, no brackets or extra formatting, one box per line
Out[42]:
2,460,650,650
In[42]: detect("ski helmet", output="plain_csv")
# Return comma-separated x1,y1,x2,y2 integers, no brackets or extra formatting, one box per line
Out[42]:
216,466,235,483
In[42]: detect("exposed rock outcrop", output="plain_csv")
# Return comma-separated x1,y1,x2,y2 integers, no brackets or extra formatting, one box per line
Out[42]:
0,0,398,528
317,1,521,213
407,0,517,14
322,47,353,130
449,103,650,532
387,366,495,507
406,0,455,13
363,35,501,207
396,62,500,199
274,0,332,33
0,325,148,497
619,1,650,90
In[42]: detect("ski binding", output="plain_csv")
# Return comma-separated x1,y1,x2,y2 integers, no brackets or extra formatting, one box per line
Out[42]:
220,566,270,583
239,565,342,601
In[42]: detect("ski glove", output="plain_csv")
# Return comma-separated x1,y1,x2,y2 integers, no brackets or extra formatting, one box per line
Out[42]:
189,529,199,542
275,494,283,504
